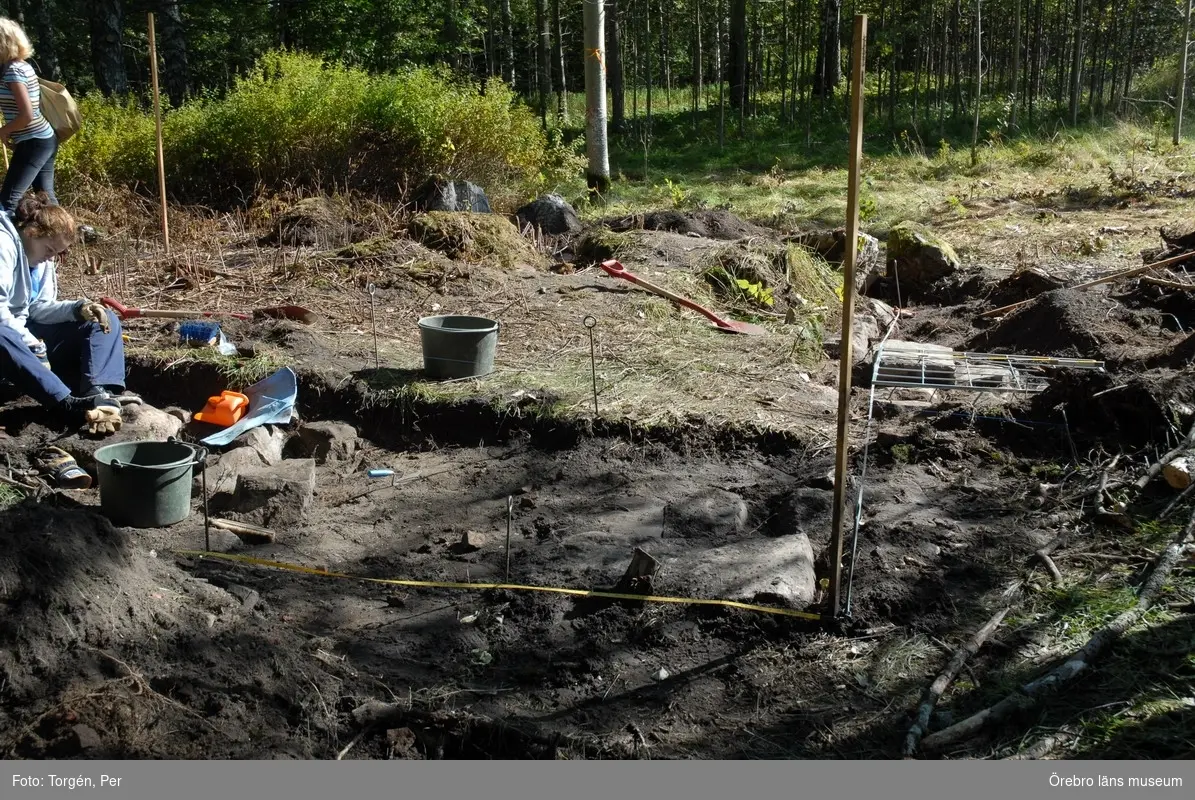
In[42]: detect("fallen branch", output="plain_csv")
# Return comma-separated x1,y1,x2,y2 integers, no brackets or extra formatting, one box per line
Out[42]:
1135,421,1195,491
1035,530,1070,584
1140,275,1195,291
904,606,1010,756
922,510,1195,753
1005,727,1077,760
978,250,1195,318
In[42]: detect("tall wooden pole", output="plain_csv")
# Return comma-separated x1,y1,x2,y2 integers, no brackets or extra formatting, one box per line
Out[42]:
148,13,170,254
828,13,867,619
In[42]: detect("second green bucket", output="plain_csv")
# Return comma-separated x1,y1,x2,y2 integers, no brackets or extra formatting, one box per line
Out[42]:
417,314,499,380
93,439,206,528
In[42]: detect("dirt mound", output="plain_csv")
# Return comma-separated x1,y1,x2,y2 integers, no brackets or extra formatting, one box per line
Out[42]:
408,212,547,268
1025,366,1195,446
259,197,364,248
0,501,229,702
605,209,773,240
965,288,1151,361
983,268,1065,307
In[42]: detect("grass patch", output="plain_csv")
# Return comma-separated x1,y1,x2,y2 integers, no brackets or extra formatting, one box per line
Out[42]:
0,484,23,511
407,212,547,267
135,346,286,388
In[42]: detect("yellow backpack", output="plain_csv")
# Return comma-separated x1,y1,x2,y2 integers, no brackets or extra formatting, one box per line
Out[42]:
37,77,82,143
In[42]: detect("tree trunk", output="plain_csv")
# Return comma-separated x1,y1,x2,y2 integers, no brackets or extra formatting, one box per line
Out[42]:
502,0,515,85
692,0,703,130
814,0,841,97
90,0,128,97
971,0,982,166
728,0,747,109
158,1,189,107
779,0,789,120
1069,0,1083,124
537,0,552,126
1011,0,1022,126
717,0,726,147
29,0,59,81
645,0,653,125
609,0,625,131
554,0,568,121
584,0,610,193
1176,0,1193,144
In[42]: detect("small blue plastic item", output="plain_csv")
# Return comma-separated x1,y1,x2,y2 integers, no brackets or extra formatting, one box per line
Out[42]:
368,469,395,478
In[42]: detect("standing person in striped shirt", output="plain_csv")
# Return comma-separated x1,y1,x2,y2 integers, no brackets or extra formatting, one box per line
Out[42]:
0,18,57,217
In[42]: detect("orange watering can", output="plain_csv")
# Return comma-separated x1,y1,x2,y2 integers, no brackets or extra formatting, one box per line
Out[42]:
194,391,250,428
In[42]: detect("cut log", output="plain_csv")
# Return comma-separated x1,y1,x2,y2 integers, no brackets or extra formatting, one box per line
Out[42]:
210,517,276,544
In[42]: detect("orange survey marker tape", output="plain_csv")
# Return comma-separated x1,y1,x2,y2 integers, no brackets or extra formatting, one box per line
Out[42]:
174,550,828,622
193,391,249,427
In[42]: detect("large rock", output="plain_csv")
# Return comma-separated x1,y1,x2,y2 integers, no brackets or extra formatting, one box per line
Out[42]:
413,178,492,213
64,403,185,471
824,298,897,363
231,459,316,528
515,194,582,235
289,421,359,464
787,228,883,292
682,534,817,607
886,222,961,286
227,426,287,466
663,488,748,538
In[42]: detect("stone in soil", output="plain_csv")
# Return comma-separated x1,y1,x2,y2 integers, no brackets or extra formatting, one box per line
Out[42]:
515,194,582,235
231,458,317,527
65,403,184,471
412,177,492,213
681,533,817,606
229,425,287,466
886,221,961,287
290,420,358,464
664,488,748,537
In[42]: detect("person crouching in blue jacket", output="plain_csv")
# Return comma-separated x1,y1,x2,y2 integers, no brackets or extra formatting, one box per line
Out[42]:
0,192,127,435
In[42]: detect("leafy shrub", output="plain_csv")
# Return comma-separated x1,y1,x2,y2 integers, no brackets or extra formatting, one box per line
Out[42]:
57,50,581,207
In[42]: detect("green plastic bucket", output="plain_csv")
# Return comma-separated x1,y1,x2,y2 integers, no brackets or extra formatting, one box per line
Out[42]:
417,315,499,380
93,439,207,528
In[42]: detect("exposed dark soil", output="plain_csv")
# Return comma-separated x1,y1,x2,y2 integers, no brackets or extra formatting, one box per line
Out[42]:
2,198,1194,761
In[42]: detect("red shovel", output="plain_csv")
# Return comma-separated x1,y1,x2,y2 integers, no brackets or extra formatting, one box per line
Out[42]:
599,259,769,335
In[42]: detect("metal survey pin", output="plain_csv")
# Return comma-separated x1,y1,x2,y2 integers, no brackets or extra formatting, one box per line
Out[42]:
583,316,598,415
367,283,379,369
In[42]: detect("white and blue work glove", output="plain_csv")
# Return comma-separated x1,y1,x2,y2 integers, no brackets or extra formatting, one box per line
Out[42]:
29,340,50,369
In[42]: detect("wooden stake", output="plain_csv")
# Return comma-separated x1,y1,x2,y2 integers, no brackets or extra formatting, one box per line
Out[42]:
147,13,170,254
977,249,1195,318
828,13,868,618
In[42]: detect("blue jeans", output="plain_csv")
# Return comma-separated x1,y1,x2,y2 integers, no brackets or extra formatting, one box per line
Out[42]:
1,134,58,214
0,323,72,406
28,314,126,396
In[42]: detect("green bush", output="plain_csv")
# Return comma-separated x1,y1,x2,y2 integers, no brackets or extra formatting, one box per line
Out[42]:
57,50,582,207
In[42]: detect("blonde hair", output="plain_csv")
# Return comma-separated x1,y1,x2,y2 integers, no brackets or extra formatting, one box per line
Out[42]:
0,18,33,63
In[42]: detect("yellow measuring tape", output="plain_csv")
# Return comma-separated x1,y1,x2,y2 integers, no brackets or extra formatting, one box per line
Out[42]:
174,550,826,622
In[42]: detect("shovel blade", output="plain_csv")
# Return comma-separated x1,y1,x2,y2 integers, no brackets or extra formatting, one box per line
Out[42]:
715,320,769,336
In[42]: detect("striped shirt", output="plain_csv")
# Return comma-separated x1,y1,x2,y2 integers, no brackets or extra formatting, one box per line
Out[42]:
0,61,54,143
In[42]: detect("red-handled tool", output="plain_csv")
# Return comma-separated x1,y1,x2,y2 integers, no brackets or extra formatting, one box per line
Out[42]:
599,259,768,335
101,297,319,324
101,297,252,321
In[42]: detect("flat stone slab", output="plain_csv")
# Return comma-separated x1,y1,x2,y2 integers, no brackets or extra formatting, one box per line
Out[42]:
676,534,817,607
